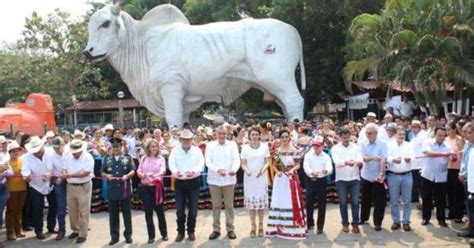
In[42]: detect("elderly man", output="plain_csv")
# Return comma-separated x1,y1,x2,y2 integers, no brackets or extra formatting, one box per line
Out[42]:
21,136,57,239
359,123,388,231
358,112,389,144
332,128,364,233
421,126,455,227
47,137,68,240
385,123,398,142
459,122,474,237
387,128,414,231
169,129,205,242
62,139,94,243
101,138,135,245
380,113,394,129
303,136,333,234
205,125,240,240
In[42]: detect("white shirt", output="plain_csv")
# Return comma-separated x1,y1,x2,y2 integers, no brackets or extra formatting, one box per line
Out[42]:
0,151,10,164
63,151,94,184
21,150,54,195
411,130,428,170
467,150,474,193
332,142,363,181
387,140,414,173
303,149,333,178
358,125,389,144
399,101,415,116
205,140,240,186
421,139,452,183
47,151,66,177
168,145,205,180
241,144,270,173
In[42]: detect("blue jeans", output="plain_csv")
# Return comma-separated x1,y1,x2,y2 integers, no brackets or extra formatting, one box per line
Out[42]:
387,172,413,224
31,187,57,235
336,180,360,225
0,184,8,230
54,180,67,232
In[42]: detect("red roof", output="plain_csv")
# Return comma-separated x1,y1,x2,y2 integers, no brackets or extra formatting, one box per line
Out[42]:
68,99,143,111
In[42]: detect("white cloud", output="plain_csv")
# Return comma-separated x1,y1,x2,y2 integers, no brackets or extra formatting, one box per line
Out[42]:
0,0,107,44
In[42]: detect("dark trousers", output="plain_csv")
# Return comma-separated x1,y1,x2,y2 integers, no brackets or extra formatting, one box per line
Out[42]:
109,198,132,241
360,178,386,226
411,169,422,202
447,169,465,219
465,184,474,233
140,186,167,239
54,181,67,233
175,178,200,235
421,177,446,222
0,184,8,230
30,188,57,235
305,177,327,230
22,186,33,229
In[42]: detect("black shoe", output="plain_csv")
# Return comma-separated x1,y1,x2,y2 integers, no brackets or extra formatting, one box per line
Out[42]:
76,237,86,244
209,231,220,240
23,227,33,232
175,234,185,242
374,226,382,232
458,232,474,238
308,225,314,230
227,231,237,239
148,238,155,244
316,229,323,234
36,233,46,240
108,239,119,245
68,232,79,239
162,236,168,241
125,238,133,244
438,221,448,227
188,233,196,241
402,224,411,232
421,220,430,226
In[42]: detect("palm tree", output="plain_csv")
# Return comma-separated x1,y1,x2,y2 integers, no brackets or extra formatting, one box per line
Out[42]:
344,0,473,116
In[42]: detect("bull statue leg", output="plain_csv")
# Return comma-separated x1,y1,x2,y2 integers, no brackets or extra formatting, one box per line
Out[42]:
160,84,184,128
260,78,304,122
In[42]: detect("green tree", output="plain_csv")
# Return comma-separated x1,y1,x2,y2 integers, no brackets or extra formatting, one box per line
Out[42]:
344,0,473,115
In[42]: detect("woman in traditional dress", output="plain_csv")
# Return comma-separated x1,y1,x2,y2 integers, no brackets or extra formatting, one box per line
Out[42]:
241,128,270,237
266,129,307,239
88,128,110,212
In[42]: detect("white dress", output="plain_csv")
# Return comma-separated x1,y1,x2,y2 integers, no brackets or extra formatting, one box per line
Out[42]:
266,149,307,240
241,144,270,209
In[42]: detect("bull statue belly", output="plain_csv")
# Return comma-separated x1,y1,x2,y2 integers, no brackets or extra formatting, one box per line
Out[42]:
84,4,306,127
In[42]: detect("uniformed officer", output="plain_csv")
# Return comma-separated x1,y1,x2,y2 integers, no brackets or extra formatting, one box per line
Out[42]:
101,138,135,245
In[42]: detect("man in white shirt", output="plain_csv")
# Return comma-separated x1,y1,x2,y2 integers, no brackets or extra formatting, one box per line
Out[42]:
303,136,333,234
47,137,68,240
386,128,414,231
21,136,57,240
169,129,205,242
410,120,428,203
458,122,474,237
332,128,363,233
399,96,415,117
0,136,10,164
62,139,94,244
205,125,240,240
420,126,455,227
379,113,394,129
358,112,389,144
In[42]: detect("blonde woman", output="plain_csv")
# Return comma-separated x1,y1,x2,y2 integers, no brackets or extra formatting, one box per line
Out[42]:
137,139,168,243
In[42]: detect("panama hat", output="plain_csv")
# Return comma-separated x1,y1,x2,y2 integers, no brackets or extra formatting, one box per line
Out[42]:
25,136,45,153
0,136,7,144
7,141,24,153
179,129,194,140
69,139,84,154
73,129,86,140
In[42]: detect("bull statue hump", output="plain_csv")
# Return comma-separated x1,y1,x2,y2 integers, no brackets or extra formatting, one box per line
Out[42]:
84,3,306,127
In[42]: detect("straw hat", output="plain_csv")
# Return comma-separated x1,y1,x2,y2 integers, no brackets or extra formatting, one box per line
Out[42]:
0,136,7,144
25,136,45,153
44,131,55,139
179,129,194,139
69,139,84,154
7,141,23,153
73,129,86,140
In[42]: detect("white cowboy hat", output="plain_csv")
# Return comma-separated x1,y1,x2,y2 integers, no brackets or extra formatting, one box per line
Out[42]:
0,136,7,144
103,124,114,131
44,131,55,138
25,136,45,153
69,139,84,154
73,129,85,140
179,129,194,139
366,112,377,118
7,141,24,153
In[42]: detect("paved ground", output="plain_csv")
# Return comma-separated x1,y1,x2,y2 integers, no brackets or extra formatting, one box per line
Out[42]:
4,203,472,247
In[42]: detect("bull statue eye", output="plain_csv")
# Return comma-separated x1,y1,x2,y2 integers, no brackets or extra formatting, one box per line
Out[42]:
101,20,111,28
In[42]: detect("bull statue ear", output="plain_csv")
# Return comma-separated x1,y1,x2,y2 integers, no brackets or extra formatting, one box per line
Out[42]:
111,3,122,16
116,14,127,39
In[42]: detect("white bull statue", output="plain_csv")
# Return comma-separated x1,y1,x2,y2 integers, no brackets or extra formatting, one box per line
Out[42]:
84,4,306,127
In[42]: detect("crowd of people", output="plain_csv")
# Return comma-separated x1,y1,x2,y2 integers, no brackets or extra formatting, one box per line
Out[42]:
0,111,473,245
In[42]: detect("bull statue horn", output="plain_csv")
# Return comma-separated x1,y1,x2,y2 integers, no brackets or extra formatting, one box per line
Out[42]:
111,3,122,15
